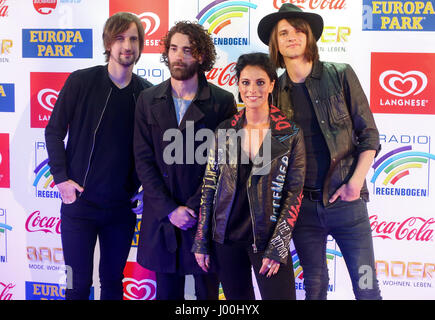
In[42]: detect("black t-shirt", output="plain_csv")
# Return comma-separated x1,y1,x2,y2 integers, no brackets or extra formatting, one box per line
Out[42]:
290,82,330,189
81,80,137,206
225,142,254,244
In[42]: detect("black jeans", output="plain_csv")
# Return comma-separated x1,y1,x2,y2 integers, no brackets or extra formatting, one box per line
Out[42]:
213,242,296,300
60,198,136,300
292,197,382,300
155,272,219,300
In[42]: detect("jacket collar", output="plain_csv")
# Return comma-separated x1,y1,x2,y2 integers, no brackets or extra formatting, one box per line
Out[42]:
227,105,299,168
151,73,209,131
280,59,323,91
230,105,299,139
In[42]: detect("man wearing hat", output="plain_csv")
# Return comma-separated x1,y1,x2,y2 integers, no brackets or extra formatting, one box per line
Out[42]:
258,4,382,300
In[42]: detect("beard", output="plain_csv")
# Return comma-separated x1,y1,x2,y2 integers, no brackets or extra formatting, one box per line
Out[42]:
169,60,199,81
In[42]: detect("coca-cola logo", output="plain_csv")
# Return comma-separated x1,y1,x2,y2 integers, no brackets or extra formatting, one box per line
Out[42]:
123,278,156,300
33,0,57,15
273,0,346,10
0,0,9,17
370,215,434,242
379,70,427,98
206,62,237,87
0,282,15,300
37,88,58,112
25,210,61,234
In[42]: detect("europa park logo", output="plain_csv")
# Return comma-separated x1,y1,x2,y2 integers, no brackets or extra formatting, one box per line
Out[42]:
371,52,435,115
197,0,258,46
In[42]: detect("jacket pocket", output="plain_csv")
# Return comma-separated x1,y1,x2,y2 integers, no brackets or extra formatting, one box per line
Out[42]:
327,93,350,125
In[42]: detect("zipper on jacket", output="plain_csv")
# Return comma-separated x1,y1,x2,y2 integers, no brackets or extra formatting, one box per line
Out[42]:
80,88,113,195
246,175,257,253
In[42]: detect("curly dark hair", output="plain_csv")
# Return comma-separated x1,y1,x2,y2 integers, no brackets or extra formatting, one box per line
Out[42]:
161,21,216,73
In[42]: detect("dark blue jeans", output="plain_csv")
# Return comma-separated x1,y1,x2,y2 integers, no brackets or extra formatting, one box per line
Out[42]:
60,198,136,300
292,197,381,300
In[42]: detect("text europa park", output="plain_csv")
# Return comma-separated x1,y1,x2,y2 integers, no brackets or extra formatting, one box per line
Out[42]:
29,30,84,57
372,1,435,30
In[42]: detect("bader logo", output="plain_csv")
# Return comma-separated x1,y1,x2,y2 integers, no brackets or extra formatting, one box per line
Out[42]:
197,0,258,46
363,0,435,30
22,29,92,58
109,0,169,53
370,52,435,115
370,134,435,197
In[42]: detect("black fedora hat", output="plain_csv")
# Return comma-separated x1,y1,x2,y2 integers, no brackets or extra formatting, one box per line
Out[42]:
257,3,324,45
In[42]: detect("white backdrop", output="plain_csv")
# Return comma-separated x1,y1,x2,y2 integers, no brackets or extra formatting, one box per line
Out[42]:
0,0,434,300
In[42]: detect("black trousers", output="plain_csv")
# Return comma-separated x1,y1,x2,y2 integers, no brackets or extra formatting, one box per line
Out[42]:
213,242,296,300
155,272,219,300
60,198,136,300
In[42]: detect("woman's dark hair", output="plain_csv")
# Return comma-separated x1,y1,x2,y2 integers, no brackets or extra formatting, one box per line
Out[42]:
235,52,278,104
161,21,216,73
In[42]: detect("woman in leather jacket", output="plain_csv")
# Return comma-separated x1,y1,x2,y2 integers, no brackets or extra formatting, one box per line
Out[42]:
192,53,306,300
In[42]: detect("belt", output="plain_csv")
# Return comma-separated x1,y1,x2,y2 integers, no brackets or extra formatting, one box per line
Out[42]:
303,188,323,202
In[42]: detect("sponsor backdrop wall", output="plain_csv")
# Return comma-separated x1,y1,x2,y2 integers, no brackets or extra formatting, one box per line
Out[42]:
0,0,434,300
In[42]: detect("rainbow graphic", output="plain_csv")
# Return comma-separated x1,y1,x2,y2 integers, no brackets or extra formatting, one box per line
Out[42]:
292,248,343,280
370,146,435,186
0,223,12,235
33,158,55,189
196,0,257,34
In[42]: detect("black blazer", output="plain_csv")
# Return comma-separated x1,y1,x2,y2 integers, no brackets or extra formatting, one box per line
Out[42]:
134,74,237,273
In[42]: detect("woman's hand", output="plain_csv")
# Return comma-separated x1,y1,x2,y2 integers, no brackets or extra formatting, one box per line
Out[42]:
195,253,210,272
259,257,280,278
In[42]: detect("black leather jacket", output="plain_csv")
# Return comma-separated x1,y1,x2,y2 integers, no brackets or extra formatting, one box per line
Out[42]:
192,106,305,264
274,61,380,207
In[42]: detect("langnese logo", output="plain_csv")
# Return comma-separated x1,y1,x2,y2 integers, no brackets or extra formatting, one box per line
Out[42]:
123,262,156,300
370,134,434,197
292,237,343,293
30,72,69,128
0,133,10,188
371,53,435,115
33,141,61,200
33,0,57,15
109,0,169,54
0,208,12,263
0,83,14,112
197,0,258,46
363,0,435,31
22,29,93,58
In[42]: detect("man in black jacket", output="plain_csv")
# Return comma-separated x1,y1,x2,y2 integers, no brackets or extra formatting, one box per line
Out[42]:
45,12,152,300
134,21,237,300
258,4,382,299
